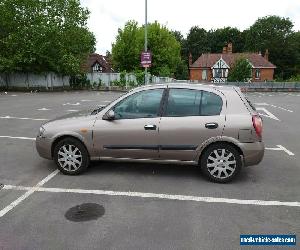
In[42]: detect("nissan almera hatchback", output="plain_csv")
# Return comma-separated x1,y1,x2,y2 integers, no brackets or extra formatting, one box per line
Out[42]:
36,83,264,183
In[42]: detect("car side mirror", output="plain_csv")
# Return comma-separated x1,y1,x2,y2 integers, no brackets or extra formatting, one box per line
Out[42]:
103,110,115,120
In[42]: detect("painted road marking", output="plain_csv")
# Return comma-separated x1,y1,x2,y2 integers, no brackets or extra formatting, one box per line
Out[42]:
81,99,93,102
2,184,300,208
266,145,295,156
0,170,59,218
255,107,280,121
63,102,80,106
0,136,36,140
0,116,47,121
37,108,51,111
254,103,293,113
66,109,79,112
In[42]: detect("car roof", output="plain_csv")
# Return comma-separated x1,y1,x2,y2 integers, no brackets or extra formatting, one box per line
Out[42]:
131,83,237,92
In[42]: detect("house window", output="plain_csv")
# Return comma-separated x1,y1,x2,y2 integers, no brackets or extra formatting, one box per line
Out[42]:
92,63,103,72
202,69,207,80
255,69,261,79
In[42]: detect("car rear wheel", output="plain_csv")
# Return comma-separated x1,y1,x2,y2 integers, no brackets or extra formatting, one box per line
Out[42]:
200,143,242,183
54,138,89,175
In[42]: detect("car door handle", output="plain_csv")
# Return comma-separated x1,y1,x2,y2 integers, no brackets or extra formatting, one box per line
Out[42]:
205,123,218,129
144,124,157,130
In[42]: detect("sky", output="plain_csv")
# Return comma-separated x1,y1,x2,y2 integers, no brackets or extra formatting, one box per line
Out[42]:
80,0,300,55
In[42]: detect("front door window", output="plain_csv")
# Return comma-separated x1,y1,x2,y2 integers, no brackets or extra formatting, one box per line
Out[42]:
114,89,164,119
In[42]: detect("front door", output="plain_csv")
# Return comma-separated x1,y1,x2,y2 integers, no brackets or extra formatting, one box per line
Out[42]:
93,88,165,160
159,88,226,161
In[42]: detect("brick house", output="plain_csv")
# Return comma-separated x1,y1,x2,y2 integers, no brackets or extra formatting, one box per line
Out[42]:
189,43,276,83
82,53,114,73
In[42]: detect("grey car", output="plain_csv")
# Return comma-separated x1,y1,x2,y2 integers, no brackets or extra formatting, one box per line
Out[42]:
36,83,264,183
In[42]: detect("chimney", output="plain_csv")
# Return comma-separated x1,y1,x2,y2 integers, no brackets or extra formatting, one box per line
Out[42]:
264,49,269,61
222,46,227,54
189,52,193,66
227,42,233,54
258,51,262,56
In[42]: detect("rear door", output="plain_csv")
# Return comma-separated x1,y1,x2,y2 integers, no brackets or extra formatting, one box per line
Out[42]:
158,87,226,161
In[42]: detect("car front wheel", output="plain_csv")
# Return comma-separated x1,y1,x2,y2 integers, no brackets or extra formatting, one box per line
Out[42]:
53,138,89,175
200,143,242,183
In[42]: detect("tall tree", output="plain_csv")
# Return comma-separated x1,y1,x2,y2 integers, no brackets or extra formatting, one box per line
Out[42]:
112,21,181,77
111,20,142,72
208,27,245,53
0,0,95,75
185,26,210,62
171,30,189,79
244,15,295,79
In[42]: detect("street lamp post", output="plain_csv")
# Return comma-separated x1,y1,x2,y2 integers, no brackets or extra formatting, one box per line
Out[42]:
144,0,148,84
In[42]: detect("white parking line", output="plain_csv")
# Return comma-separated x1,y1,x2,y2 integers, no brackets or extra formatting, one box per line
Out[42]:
2,184,300,208
0,170,59,218
254,103,293,112
266,145,295,156
255,107,280,121
81,99,93,102
66,110,79,112
0,136,36,140
63,102,80,106
0,116,47,121
37,108,51,111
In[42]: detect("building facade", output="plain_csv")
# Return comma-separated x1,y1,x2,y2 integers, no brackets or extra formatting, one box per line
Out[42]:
189,43,276,83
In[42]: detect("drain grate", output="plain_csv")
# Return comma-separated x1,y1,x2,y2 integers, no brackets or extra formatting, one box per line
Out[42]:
65,203,105,222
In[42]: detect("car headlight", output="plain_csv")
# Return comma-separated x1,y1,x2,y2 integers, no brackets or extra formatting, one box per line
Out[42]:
38,126,46,137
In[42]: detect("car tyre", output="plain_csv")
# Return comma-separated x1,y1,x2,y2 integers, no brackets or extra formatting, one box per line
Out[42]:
200,143,242,183
54,137,89,175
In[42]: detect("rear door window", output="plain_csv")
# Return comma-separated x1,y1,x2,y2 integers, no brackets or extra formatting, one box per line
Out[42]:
201,91,223,116
164,89,223,117
165,89,202,116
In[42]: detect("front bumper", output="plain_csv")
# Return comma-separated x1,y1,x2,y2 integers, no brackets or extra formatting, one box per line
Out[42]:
36,136,53,160
238,141,265,167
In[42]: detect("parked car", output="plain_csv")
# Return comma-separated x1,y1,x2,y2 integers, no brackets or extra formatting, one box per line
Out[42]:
36,83,264,183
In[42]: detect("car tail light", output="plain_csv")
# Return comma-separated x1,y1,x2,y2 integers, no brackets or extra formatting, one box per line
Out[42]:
252,115,263,138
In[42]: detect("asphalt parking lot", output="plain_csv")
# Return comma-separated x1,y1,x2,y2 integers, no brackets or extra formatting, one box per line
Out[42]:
0,90,299,250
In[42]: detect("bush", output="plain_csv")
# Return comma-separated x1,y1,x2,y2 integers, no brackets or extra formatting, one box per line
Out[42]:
134,70,145,85
70,74,90,89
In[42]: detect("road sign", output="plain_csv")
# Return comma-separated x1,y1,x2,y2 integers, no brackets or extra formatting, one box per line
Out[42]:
141,51,152,68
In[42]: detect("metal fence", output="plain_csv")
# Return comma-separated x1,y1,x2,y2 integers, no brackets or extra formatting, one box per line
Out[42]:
86,72,175,86
179,80,300,91
0,72,70,89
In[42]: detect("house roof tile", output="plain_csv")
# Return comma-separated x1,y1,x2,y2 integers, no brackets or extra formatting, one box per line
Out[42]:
190,53,276,68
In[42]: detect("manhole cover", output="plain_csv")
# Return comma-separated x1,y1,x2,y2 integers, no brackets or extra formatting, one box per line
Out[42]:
65,203,105,222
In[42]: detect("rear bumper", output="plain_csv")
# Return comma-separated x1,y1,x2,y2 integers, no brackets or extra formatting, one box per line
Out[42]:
238,141,265,166
36,136,53,160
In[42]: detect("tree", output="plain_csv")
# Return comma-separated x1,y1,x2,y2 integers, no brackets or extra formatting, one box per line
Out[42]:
111,20,142,72
208,27,245,53
0,0,95,75
244,15,295,79
227,58,252,82
185,26,210,62
112,21,181,77
171,30,189,79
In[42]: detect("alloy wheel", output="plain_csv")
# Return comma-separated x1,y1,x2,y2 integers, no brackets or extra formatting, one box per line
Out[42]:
57,144,83,172
206,148,237,179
